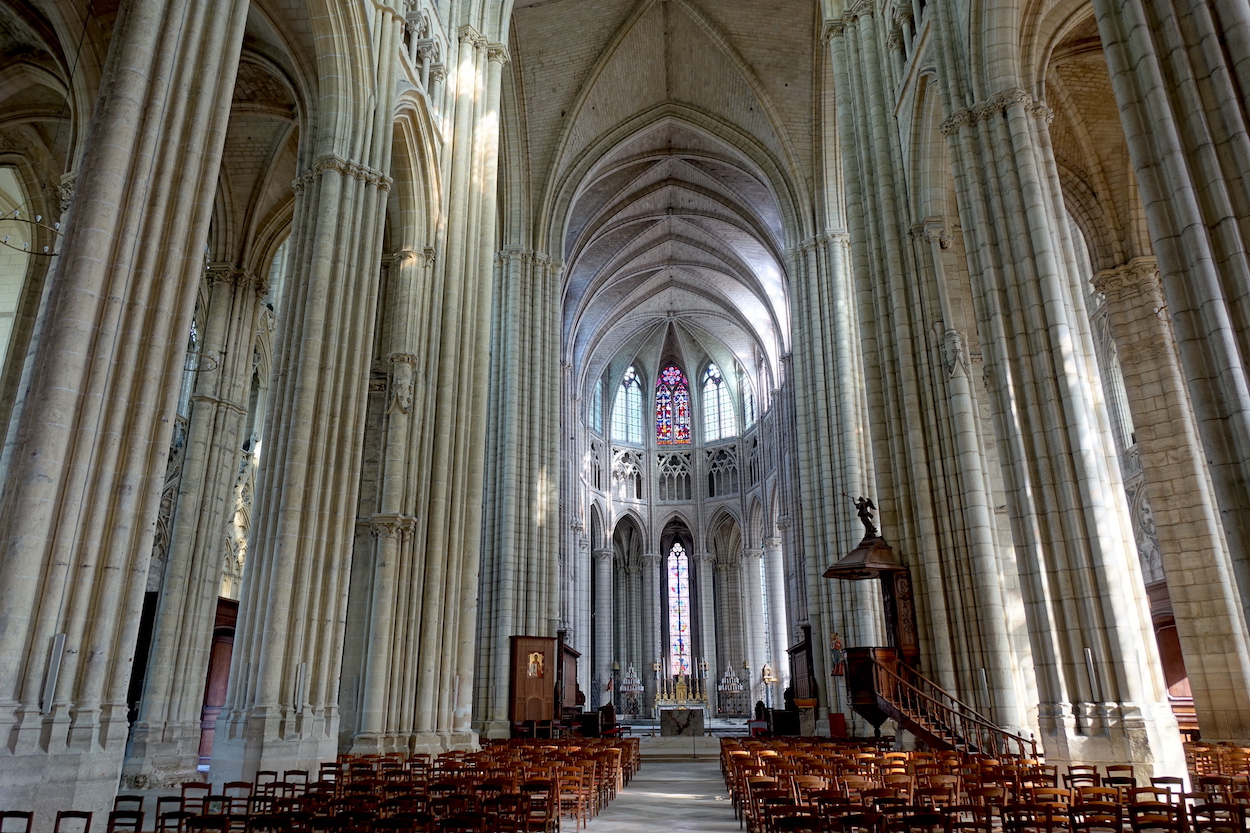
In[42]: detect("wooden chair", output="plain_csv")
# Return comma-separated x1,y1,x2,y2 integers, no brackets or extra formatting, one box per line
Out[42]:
107,810,144,833
886,811,950,833
1001,804,1067,833
772,813,823,833
943,804,990,833
0,813,33,833
54,812,93,833
1128,802,1186,833
159,812,197,833
114,797,144,814
1189,802,1245,833
830,811,886,833
1065,767,1101,789
1070,803,1123,833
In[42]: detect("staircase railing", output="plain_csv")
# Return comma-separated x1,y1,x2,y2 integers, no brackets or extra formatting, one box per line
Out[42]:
870,659,1037,758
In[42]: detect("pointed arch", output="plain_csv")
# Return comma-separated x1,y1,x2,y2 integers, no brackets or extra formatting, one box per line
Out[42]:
656,363,691,445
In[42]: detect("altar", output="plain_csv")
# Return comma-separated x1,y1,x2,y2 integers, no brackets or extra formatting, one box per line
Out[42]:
659,706,705,736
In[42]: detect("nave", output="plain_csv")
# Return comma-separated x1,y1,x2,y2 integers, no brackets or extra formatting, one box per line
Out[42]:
585,756,736,833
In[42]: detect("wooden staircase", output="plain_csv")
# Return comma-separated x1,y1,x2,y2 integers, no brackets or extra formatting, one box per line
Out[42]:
845,647,1036,757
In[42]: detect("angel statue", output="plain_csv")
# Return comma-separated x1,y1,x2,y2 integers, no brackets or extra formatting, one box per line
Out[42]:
848,494,878,539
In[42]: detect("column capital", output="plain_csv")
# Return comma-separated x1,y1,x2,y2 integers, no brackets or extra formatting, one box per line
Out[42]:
1092,257,1162,304
742,547,763,560
592,548,614,563
695,551,716,565
762,537,782,550
486,43,510,65
641,552,662,567
371,514,417,541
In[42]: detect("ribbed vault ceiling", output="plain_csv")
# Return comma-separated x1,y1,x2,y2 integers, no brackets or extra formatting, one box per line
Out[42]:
509,0,816,394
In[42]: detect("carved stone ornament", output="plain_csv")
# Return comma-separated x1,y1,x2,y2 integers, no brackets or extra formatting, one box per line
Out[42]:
942,329,970,378
387,354,418,415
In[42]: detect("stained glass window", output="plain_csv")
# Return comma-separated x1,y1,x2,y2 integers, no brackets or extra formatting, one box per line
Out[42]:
702,363,738,441
611,366,643,444
656,364,691,445
667,541,692,675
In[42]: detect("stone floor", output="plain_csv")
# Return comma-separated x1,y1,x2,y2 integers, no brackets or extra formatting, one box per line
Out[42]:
585,758,738,831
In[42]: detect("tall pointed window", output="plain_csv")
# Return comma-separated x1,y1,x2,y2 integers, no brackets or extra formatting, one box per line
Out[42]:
655,364,691,445
590,377,603,434
611,366,643,444
667,540,692,674
702,363,738,441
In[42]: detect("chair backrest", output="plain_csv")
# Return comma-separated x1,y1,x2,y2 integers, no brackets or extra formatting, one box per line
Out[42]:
107,810,144,833
113,797,144,813
54,811,93,833
0,811,34,833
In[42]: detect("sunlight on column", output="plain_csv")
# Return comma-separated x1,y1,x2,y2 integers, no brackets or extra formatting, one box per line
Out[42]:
0,167,32,372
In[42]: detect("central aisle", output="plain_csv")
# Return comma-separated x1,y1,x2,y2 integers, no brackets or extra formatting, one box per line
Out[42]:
586,757,739,831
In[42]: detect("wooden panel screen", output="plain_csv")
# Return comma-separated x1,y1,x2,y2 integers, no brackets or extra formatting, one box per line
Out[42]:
510,635,556,722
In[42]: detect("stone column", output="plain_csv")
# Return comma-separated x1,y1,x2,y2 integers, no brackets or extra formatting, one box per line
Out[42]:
124,263,264,786
347,246,431,755
1094,258,1250,741
593,548,615,707
933,66,1185,771
763,536,789,704
215,3,403,778
0,0,248,814
695,552,719,712
640,552,661,712
741,547,768,707
1092,0,1250,646
921,222,1028,735
477,248,560,737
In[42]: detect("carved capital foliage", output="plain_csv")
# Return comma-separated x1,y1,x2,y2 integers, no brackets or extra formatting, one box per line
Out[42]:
57,172,76,213
415,39,440,63
429,63,446,83
741,547,763,560
592,548,614,564
943,89,1046,136
372,514,417,541
844,0,874,22
487,43,510,65
822,19,845,41
295,155,394,194
939,108,974,136
1092,257,1163,305
640,552,662,567
921,220,950,249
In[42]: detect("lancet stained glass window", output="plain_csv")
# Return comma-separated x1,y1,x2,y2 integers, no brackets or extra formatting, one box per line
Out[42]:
656,364,691,445
702,363,738,441
611,366,643,444
667,541,692,675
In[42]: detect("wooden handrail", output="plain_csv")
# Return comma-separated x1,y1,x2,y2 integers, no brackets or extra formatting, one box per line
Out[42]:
870,659,1037,758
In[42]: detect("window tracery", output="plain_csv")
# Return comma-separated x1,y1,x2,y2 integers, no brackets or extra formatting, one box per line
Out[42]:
612,448,643,500
611,366,643,445
657,453,692,501
706,446,738,498
702,363,737,441
656,364,691,445
667,540,691,675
